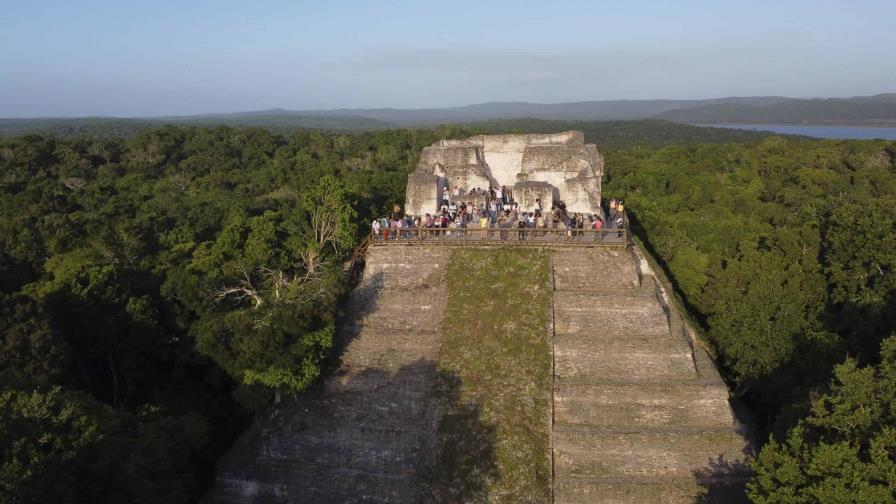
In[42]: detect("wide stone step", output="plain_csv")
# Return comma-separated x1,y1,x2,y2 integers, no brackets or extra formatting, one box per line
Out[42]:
554,383,735,429
339,343,437,371
338,329,441,366
553,427,751,479
554,288,665,314
261,425,429,473
554,343,696,381
555,319,669,339
552,250,640,291
326,362,436,393
347,293,445,333
553,272,640,292
215,465,419,504
279,386,432,426
554,303,669,337
554,331,687,356
360,248,449,290
554,475,749,504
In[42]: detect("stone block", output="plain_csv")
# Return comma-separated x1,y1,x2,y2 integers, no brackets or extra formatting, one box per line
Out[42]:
513,180,556,212
404,172,443,217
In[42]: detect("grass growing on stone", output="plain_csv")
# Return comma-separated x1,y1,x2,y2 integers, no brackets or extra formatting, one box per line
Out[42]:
429,249,552,503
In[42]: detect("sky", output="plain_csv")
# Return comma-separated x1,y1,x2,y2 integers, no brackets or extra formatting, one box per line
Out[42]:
1,0,895,117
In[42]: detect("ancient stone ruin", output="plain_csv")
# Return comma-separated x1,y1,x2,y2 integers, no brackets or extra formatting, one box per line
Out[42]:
207,133,753,503
405,131,603,215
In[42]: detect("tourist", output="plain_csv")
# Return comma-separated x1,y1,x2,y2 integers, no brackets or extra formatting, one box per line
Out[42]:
592,215,603,241
535,212,545,237
517,213,528,240
381,216,391,240
371,217,381,239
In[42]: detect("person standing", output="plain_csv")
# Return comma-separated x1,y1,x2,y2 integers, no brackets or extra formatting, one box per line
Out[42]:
381,216,391,240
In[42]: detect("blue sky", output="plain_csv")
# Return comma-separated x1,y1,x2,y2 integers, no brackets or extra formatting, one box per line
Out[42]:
1,0,894,117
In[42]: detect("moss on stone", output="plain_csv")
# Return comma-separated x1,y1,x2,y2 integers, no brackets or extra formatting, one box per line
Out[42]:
429,249,552,503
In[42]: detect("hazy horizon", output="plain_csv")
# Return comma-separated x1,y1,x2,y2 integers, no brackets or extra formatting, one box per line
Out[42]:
3,0,895,118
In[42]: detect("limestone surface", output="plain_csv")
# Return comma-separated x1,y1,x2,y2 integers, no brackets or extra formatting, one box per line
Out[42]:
405,131,603,215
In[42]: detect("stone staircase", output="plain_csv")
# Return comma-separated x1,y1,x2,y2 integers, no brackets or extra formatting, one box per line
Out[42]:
550,248,752,504
206,244,752,503
206,247,449,503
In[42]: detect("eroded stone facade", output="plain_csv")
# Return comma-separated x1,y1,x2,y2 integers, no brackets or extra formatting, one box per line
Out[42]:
405,131,603,215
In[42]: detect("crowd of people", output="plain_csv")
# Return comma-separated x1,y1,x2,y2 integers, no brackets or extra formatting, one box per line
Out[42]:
371,184,626,240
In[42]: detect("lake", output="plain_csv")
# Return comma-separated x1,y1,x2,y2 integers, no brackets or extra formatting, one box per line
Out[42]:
705,123,896,140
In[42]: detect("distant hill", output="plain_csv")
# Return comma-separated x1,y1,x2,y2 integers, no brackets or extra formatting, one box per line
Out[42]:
463,118,782,148
0,96,793,137
159,110,396,130
0,114,395,138
2,93,892,139
656,94,896,125
0,117,155,138
283,97,790,124
0,116,781,147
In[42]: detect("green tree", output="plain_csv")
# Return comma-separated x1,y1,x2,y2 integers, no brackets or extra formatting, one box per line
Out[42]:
0,387,99,503
748,336,896,503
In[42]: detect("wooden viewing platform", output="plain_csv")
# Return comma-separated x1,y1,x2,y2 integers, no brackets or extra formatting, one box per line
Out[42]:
368,226,628,247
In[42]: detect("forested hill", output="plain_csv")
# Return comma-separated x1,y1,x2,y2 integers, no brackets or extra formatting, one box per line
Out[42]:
0,113,396,138
656,93,896,125
4,93,895,137
2,124,895,502
0,117,781,148
462,118,784,147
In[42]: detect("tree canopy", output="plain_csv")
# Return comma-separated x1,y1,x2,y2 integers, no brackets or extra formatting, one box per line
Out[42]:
1,123,894,502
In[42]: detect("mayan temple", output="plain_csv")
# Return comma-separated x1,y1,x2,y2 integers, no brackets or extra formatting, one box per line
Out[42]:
208,133,753,503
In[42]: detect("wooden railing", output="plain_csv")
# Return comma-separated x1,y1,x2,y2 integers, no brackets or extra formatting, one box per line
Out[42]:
345,235,372,285
368,223,628,247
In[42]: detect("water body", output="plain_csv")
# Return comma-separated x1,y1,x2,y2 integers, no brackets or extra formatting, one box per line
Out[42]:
705,123,896,140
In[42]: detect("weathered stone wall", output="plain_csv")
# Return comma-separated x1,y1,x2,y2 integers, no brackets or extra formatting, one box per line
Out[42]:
407,131,603,215
418,145,493,189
